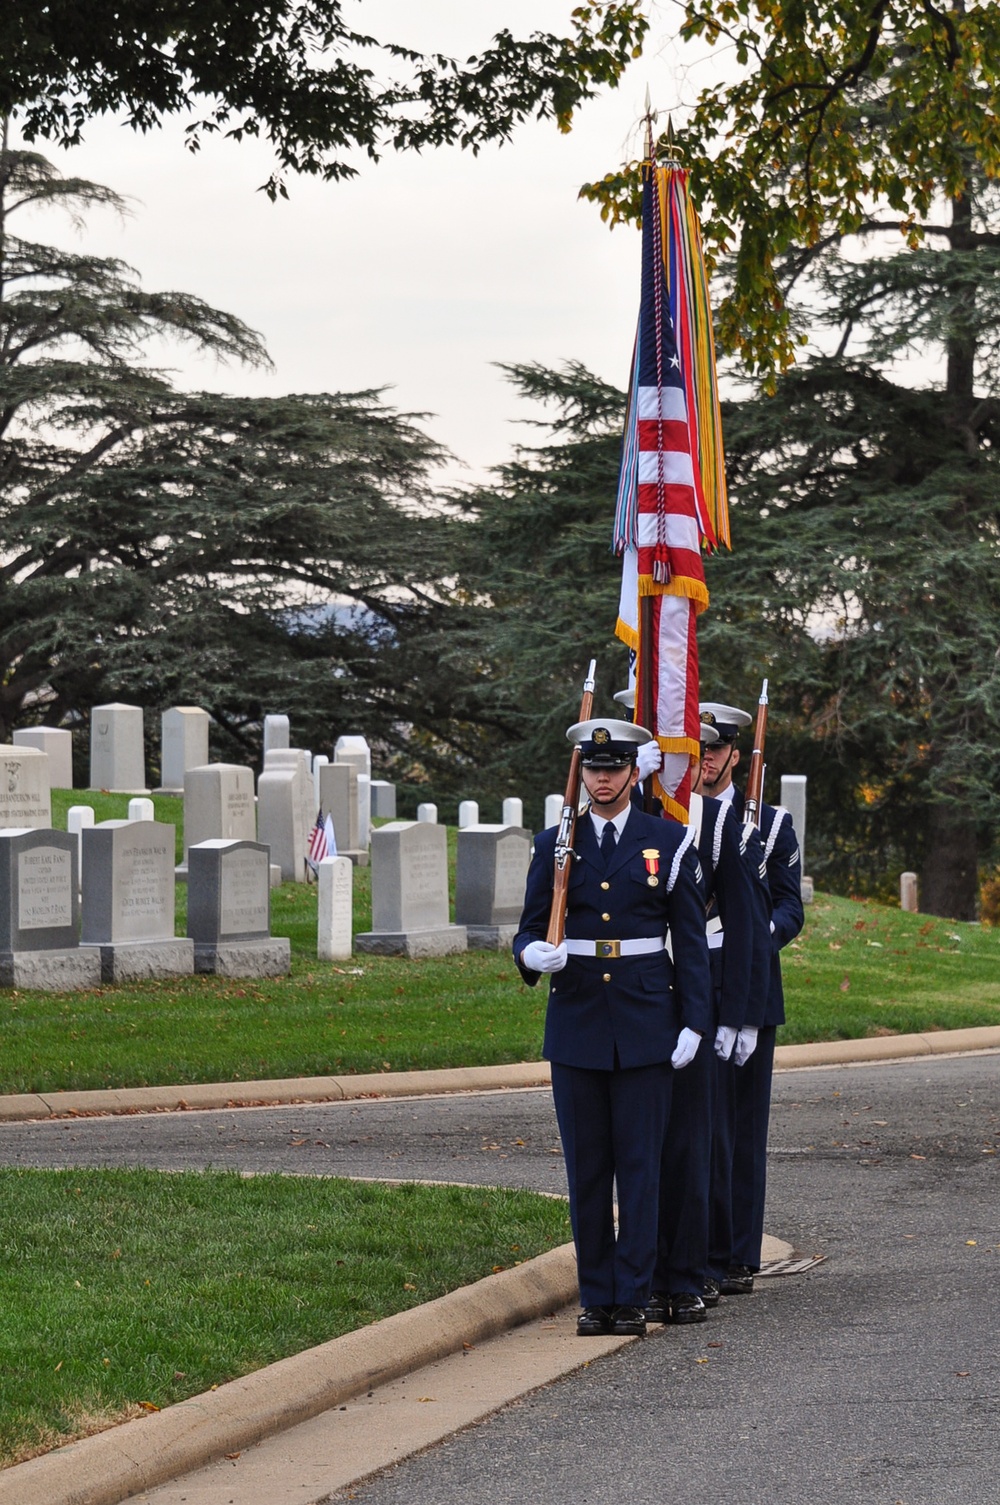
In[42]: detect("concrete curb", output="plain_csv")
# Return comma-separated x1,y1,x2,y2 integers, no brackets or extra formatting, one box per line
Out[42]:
773,1024,1000,1069
1,1028,997,1123
0,1062,553,1123
0,1243,579,1505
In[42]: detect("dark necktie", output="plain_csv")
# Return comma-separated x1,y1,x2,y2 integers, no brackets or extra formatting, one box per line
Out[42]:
600,821,617,868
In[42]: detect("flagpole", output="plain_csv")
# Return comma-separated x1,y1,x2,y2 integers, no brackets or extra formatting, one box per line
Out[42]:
638,95,658,812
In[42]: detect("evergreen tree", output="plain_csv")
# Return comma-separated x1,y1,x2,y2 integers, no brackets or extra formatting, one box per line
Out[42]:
0,137,452,776
443,361,630,818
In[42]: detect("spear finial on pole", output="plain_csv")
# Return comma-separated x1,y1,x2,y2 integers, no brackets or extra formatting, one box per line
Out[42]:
644,86,657,164
664,114,682,168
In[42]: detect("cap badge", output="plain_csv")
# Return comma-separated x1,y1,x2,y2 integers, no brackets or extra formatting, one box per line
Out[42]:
700,710,716,726
592,727,611,745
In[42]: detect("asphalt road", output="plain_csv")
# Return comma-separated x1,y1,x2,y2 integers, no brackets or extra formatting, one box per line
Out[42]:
1,1052,998,1505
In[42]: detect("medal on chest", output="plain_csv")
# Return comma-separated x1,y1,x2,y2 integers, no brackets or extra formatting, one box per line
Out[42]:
643,849,660,887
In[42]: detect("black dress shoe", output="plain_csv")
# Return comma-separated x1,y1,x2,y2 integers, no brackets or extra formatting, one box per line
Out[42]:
577,1305,613,1336
610,1304,647,1336
644,1291,671,1324
668,1291,707,1324
720,1264,755,1295
702,1277,721,1308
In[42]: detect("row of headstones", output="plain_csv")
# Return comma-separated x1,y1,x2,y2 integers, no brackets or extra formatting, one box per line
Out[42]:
353,817,533,959
0,822,288,991
8,705,397,805
0,712,394,889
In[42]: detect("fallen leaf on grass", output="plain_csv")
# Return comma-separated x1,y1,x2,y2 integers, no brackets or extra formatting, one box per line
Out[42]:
137,1401,160,1413
839,977,851,992
403,1282,416,1290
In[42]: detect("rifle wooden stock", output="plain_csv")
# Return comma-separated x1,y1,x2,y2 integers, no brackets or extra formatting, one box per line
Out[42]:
743,678,769,829
546,660,596,945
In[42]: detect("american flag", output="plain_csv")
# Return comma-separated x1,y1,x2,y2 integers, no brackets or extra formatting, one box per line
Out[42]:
613,157,717,821
307,809,330,871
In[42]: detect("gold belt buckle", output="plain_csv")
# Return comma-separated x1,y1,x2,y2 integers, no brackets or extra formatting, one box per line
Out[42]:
596,939,621,959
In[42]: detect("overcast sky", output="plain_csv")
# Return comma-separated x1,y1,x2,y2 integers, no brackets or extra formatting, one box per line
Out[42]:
18,1,722,485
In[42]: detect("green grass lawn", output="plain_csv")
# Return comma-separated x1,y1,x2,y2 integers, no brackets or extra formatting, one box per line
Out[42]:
780,892,1000,1043
2,797,997,1094
0,1168,571,1467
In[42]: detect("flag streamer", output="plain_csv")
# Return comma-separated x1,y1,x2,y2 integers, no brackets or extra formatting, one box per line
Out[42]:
659,167,730,549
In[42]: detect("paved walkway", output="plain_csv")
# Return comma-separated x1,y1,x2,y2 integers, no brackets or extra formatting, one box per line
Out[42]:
1,1032,998,1505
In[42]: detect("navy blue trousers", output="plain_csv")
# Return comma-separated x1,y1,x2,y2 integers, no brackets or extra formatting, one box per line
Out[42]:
551,1060,672,1308
730,1024,777,1271
707,1053,737,1280
654,1038,715,1295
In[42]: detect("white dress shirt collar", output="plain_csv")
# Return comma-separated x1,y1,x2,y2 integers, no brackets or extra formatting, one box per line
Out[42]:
589,804,632,843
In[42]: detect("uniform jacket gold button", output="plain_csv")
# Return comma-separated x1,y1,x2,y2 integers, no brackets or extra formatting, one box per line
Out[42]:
600,881,610,890
602,912,611,922
602,972,611,982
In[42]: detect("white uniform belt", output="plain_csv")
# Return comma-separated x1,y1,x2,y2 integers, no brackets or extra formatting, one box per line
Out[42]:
706,914,724,951
564,936,666,959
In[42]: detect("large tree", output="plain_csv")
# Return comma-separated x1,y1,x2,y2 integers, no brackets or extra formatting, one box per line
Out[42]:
443,361,630,818
0,138,460,778
581,0,1000,919
0,2,648,197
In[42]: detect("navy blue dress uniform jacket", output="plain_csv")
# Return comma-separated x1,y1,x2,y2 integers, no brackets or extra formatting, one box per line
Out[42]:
729,792,803,1025
697,796,754,1030
514,807,712,1069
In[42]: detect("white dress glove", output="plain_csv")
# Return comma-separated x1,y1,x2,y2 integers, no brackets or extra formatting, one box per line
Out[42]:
636,740,662,780
671,1026,702,1070
521,940,568,974
734,1025,759,1066
714,1024,738,1061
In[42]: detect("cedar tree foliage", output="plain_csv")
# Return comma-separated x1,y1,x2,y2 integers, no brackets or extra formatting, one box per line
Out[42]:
0,134,454,774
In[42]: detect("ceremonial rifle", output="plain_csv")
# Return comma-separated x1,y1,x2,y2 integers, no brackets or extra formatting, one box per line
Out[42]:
743,678,769,829
546,659,596,945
